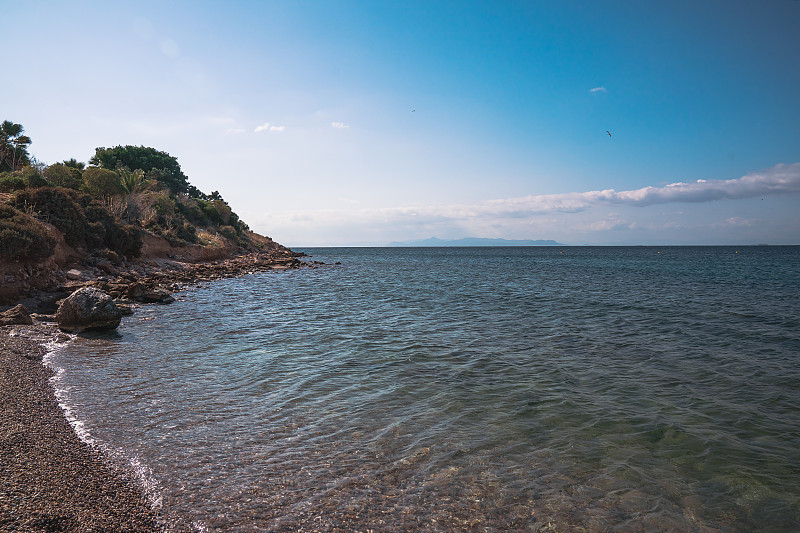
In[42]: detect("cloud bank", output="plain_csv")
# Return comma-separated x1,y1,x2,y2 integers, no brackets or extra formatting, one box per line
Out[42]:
265,162,800,228
487,162,800,216
253,163,799,245
589,86,607,93
361,162,800,223
254,122,285,133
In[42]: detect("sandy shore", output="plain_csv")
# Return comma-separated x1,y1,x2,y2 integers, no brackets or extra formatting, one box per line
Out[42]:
0,324,161,531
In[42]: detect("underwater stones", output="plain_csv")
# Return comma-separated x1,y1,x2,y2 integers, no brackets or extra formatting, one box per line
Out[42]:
0,304,33,326
56,287,121,333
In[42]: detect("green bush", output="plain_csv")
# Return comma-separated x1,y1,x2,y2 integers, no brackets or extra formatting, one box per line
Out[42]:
177,197,210,226
12,187,142,258
0,204,57,261
200,200,222,225
44,163,83,190
84,201,142,257
176,221,197,243
91,146,189,194
14,187,87,246
218,225,238,241
82,167,121,197
0,174,26,192
21,167,50,188
106,223,142,258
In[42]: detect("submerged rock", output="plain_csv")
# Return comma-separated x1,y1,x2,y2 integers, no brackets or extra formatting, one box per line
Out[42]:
56,287,121,333
122,283,174,304
0,304,33,326
141,288,174,304
115,302,135,316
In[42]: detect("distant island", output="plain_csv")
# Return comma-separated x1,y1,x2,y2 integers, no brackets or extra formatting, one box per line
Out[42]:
388,237,563,247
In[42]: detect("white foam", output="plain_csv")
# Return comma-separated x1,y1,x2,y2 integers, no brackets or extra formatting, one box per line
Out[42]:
40,331,170,522
41,333,97,445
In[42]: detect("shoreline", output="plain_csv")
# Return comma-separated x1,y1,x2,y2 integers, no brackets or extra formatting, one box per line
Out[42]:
8,246,308,316
0,248,314,531
0,324,161,531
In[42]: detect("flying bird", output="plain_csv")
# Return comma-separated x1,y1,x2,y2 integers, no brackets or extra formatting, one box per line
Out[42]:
606,130,612,138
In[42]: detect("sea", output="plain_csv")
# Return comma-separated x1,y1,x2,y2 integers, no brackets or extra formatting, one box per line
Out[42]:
44,246,800,532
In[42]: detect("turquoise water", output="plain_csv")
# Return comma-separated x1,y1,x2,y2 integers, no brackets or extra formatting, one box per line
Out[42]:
48,246,800,531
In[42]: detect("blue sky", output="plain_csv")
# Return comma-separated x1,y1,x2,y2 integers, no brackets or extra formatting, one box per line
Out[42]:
4,0,799,245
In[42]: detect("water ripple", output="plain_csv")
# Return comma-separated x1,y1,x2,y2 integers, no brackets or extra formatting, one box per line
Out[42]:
49,246,800,531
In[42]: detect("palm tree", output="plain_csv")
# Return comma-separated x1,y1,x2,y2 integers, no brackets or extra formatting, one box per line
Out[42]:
0,120,33,172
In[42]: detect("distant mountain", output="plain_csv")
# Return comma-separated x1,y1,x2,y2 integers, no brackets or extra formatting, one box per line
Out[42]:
387,237,563,247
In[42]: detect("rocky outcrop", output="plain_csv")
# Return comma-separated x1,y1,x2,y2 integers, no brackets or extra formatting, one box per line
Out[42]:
0,304,33,326
5,245,307,314
55,287,121,333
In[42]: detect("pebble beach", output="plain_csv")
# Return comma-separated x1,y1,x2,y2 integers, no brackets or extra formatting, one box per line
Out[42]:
1,325,161,531
1,248,308,532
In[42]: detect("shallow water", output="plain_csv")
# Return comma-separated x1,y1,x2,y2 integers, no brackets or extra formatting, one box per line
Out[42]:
48,246,800,531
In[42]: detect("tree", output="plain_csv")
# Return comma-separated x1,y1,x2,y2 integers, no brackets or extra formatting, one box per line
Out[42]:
82,167,121,198
63,158,85,170
44,163,84,190
90,145,189,194
0,121,32,172
117,166,148,196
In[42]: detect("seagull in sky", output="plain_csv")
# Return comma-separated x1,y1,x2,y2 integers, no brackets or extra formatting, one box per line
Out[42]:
606,130,612,138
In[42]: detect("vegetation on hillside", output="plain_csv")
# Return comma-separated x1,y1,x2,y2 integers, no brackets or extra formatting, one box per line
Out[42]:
0,120,257,264
0,121,32,172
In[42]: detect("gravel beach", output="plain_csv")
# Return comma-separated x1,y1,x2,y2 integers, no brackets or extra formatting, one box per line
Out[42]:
0,325,161,532
0,247,308,531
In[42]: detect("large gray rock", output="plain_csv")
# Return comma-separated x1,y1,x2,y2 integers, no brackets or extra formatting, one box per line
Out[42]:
56,287,122,333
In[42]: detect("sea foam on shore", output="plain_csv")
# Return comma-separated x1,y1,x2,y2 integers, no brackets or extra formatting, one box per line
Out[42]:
0,324,161,531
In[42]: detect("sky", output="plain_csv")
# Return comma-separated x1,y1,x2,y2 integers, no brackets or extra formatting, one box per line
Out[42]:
3,0,799,246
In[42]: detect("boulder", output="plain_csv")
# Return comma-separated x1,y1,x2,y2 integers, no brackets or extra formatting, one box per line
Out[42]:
124,282,145,301
65,268,83,280
0,304,33,326
56,287,122,333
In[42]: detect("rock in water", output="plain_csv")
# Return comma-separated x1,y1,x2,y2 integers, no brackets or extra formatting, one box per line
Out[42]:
141,288,175,304
56,287,122,333
0,304,33,326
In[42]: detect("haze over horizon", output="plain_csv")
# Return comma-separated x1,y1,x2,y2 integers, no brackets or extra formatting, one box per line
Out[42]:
4,0,799,246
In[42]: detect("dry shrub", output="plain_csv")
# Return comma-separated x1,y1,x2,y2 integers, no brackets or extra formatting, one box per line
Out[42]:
0,203,57,261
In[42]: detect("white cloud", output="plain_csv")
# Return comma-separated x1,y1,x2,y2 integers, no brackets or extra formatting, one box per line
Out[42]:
582,217,631,231
714,216,757,228
468,163,800,217
254,163,800,244
224,128,246,135
255,122,286,133
592,162,800,207
589,86,607,93
331,122,350,129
